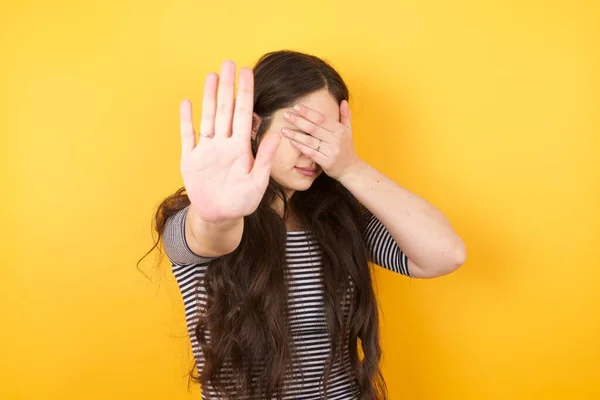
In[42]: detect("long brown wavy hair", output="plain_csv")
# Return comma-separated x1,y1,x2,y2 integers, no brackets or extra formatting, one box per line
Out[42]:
146,50,387,399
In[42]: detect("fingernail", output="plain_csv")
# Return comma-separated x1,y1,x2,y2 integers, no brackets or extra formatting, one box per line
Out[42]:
283,112,291,119
281,128,289,135
293,104,302,112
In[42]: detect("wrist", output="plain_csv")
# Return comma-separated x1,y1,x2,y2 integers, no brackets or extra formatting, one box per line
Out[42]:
337,159,368,186
185,205,245,257
187,205,244,233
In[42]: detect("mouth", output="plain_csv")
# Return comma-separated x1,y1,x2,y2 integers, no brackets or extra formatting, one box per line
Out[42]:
294,166,318,177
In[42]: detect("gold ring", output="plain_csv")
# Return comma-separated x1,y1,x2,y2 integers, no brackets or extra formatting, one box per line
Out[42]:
317,140,322,151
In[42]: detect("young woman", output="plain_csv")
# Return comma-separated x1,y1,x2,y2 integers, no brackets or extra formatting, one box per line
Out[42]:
153,50,466,400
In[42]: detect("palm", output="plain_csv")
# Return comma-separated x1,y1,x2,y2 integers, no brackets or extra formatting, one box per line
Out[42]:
179,62,280,223
181,136,262,221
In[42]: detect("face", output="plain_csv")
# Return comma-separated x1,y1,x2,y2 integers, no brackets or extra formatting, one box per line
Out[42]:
255,88,341,198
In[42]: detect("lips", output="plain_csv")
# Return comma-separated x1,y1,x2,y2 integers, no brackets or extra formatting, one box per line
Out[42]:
295,166,318,176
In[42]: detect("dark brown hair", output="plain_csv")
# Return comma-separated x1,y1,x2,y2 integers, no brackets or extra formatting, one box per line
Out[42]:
146,50,387,399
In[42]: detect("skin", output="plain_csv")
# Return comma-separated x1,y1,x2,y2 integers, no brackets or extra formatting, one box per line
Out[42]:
180,60,466,278
251,88,346,200
262,88,467,279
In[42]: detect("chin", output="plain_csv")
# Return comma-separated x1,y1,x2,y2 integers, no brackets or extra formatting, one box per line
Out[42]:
287,173,322,192
288,179,317,192
274,169,322,193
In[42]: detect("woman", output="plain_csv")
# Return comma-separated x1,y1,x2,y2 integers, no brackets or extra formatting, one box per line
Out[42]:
153,50,465,400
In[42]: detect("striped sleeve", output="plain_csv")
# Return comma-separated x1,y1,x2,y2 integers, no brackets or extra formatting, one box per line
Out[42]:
163,206,216,266
361,208,411,276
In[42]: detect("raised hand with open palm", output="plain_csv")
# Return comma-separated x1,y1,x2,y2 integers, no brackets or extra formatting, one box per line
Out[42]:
179,61,281,224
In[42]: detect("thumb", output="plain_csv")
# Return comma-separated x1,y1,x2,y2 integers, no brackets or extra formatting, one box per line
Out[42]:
251,133,281,186
340,100,352,129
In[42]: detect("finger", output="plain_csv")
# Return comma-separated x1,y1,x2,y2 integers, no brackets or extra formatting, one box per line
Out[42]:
180,99,196,154
232,67,254,140
340,100,352,129
215,60,236,137
281,128,326,155
292,104,339,131
283,110,330,141
200,73,219,138
251,133,281,186
290,139,328,166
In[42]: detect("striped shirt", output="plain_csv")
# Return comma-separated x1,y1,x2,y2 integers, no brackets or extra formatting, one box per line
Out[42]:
163,207,410,399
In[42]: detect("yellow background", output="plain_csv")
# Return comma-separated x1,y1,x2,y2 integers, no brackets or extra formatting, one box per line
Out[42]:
1,0,599,399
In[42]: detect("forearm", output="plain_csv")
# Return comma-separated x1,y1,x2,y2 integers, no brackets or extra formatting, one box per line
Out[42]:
339,161,465,276
185,205,244,258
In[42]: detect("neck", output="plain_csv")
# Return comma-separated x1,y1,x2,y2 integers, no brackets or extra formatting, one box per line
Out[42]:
271,190,300,231
271,190,294,216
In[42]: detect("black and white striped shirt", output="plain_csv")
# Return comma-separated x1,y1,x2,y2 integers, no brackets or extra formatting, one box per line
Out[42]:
164,207,410,399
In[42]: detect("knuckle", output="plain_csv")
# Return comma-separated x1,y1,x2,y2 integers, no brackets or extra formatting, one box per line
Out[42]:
218,103,230,114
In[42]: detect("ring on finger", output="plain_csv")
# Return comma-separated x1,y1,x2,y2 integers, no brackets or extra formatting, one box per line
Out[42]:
316,139,322,152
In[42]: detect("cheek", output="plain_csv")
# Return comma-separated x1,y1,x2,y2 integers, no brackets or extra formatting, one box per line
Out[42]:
272,137,301,166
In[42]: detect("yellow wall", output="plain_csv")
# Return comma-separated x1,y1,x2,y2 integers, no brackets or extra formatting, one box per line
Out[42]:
1,0,598,399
